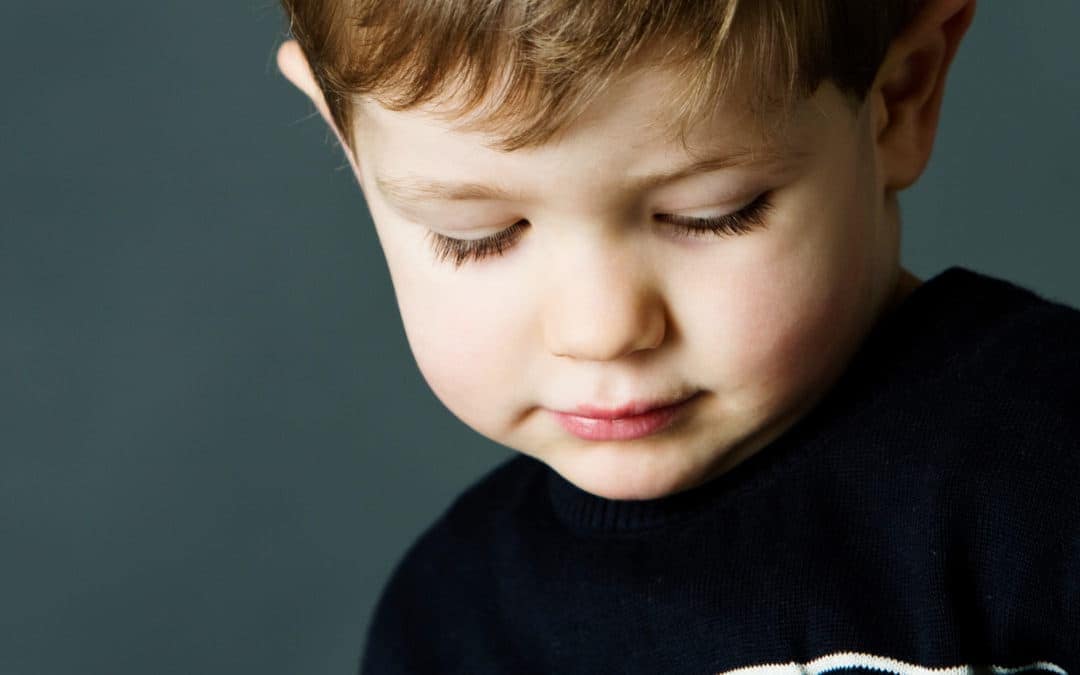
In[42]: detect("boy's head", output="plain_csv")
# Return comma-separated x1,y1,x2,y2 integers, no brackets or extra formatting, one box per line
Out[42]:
278,0,975,501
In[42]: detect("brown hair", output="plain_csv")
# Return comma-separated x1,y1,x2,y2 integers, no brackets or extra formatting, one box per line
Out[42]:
280,0,925,154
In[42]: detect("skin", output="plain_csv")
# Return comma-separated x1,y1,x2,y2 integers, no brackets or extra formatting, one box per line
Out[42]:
278,0,975,501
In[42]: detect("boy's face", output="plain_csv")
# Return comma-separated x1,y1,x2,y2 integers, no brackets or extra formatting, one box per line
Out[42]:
335,63,917,501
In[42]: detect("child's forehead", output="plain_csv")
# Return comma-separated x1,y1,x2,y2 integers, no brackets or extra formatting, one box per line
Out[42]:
353,63,818,167
353,87,829,212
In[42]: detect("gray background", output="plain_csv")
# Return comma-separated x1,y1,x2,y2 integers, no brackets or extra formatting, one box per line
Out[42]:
2,2,1077,673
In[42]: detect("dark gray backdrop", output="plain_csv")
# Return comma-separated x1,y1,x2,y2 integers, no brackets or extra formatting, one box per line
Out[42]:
2,2,1077,674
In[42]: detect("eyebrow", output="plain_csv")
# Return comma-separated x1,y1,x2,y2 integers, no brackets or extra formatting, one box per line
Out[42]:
373,147,796,205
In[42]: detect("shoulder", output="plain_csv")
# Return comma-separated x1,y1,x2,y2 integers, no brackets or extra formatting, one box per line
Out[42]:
424,452,548,549
898,267,1080,428
920,269,1080,539
875,270,1080,633
385,453,545,582
950,269,1080,432
360,454,547,671
874,267,1080,496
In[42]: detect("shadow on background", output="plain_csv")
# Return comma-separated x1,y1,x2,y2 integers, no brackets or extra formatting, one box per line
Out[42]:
1,2,1077,673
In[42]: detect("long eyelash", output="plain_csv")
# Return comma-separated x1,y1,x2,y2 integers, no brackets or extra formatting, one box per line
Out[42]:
425,220,530,269
658,191,773,239
425,191,774,269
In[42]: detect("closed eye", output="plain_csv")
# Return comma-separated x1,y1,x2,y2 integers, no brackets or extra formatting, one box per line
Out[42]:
424,191,774,269
656,191,773,239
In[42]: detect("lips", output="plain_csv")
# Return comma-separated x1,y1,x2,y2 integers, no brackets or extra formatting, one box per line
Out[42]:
569,393,695,419
549,391,702,441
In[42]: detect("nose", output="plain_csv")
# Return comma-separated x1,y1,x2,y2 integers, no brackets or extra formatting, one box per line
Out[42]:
542,238,667,362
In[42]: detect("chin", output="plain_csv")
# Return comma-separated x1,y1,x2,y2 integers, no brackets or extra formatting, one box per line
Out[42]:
562,454,701,502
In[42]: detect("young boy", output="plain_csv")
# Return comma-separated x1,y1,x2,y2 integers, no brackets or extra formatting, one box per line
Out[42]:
276,0,1079,671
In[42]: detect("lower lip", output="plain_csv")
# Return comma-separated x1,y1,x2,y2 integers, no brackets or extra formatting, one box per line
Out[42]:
549,393,700,441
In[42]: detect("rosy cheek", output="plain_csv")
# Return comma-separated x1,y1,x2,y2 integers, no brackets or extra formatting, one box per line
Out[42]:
759,256,868,400
402,299,474,397
730,281,805,380
397,284,517,431
717,255,851,406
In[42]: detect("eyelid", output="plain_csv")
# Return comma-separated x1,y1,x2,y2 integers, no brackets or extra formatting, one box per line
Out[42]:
426,189,774,269
427,192,758,236
426,219,526,241
659,186,765,216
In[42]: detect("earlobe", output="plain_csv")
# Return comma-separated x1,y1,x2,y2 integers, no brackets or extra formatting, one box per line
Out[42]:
873,0,976,191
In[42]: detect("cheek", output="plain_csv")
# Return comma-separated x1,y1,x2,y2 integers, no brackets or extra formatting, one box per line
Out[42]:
738,151,875,396
393,264,535,437
735,257,865,390
701,271,847,394
681,180,872,410
366,196,538,437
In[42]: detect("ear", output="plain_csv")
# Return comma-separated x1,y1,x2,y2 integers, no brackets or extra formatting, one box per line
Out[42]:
276,39,364,182
872,0,977,191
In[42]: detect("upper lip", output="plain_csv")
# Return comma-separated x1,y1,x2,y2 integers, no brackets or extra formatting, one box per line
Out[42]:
559,391,700,419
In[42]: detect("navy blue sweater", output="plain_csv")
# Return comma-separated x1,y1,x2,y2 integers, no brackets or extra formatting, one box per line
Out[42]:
360,266,1080,674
